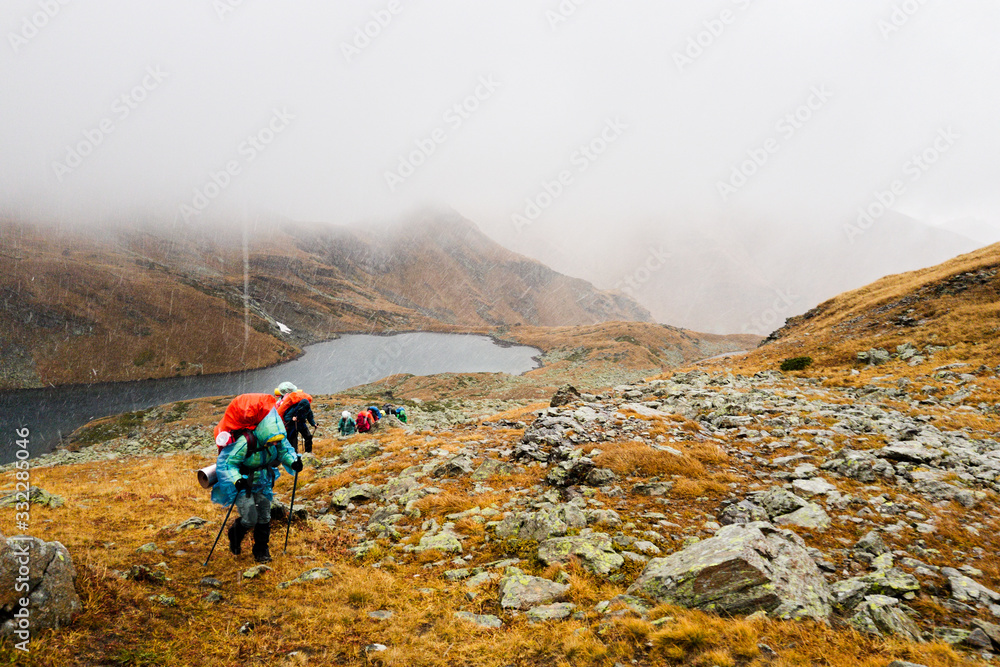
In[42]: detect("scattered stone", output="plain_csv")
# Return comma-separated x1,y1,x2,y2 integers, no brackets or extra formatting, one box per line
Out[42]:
849,595,921,641
148,594,176,607
527,602,576,622
454,611,503,629
368,610,393,621
278,567,334,589
174,517,208,531
243,565,272,579
136,543,159,553
499,574,569,610
537,533,624,576
550,385,582,407
773,503,831,531
340,441,381,462
432,455,475,478
0,487,64,509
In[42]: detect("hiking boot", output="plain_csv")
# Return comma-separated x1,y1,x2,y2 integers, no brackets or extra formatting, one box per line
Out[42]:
227,521,248,555
252,523,272,563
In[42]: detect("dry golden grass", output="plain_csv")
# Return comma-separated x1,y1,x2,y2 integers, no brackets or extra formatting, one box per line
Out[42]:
593,441,708,479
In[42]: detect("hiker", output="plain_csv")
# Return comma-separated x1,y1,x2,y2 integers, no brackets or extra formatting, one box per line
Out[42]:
211,403,302,563
356,408,373,433
338,410,356,436
395,406,407,423
277,386,317,454
368,405,383,422
382,404,407,423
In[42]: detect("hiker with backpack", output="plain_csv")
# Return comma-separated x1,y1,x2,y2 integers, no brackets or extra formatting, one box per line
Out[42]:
383,404,408,423
356,408,373,433
211,399,302,564
338,411,357,436
276,385,317,454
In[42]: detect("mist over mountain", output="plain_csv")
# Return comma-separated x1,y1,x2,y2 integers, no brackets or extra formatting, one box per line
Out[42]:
485,210,981,335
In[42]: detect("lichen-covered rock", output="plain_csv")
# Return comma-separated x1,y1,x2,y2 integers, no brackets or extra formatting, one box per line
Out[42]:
849,595,921,641
756,487,808,518
0,487,64,509
340,440,382,462
773,503,831,531
720,500,768,526
454,611,502,628
330,483,381,509
495,504,587,542
0,535,82,635
626,522,831,622
820,449,896,483
499,574,569,610
942,567,1000,605
537,533,624,576
550,385,582,407
545,458,596,487
432,455,475,478
277,567,334,589
527,602,576,622
472,458,514,481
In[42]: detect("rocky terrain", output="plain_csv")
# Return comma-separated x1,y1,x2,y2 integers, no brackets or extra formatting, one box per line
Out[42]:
3,349,1000,665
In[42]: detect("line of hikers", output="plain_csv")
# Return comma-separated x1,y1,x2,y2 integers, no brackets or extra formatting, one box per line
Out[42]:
206,384,410,564
337,404,407,436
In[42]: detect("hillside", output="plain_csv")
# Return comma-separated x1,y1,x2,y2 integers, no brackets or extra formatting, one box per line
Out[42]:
4,251,1000,665
0,212,651,389
720,242,1000,378
4,365,999,665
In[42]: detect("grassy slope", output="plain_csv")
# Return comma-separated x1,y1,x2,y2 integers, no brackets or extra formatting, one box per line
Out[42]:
708,243,1000,382
0,396,977,667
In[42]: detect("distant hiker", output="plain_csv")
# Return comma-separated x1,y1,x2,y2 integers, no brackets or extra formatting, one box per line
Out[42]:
382,404,407,423
212,403,302,563
277,388,317,453
338,410,356,436
213,393,278,450
356,409,373,433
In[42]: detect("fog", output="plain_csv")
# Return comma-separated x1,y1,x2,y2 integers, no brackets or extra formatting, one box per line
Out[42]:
3,0,1000,332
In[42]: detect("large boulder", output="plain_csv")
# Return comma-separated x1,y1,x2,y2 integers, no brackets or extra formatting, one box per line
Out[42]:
626,522,831,622
849,595,921,641
0,534,83,636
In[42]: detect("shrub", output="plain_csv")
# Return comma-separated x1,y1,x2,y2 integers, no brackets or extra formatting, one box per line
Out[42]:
780,356,813,371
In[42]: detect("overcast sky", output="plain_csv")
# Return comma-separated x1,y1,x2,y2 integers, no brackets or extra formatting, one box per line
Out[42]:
3,1,999,248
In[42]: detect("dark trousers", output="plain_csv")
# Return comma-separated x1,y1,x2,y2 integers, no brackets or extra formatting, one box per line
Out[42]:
286,420,313,453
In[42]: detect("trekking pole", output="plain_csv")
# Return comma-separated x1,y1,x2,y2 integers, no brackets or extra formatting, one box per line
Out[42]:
283,468,299,554
204,493,239,567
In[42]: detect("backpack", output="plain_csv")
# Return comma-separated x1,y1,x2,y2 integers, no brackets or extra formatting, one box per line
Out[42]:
356,412,371,432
